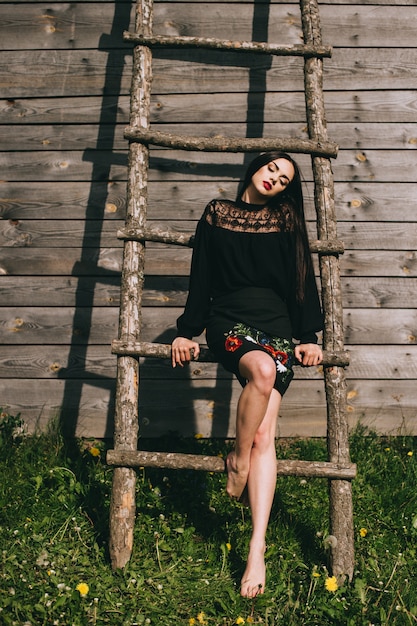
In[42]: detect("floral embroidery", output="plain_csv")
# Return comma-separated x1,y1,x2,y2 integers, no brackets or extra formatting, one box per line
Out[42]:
224,323,295,385
225,335,243,352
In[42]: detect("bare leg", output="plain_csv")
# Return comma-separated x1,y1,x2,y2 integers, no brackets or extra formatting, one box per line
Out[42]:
240,389,281,598
226,351,277,500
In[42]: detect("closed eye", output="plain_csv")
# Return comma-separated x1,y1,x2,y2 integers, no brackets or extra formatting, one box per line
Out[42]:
268,161,292,186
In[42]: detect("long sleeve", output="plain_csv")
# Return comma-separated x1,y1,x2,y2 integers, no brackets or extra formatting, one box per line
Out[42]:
176,215,213,339
176,197,323,343
288,265,323,343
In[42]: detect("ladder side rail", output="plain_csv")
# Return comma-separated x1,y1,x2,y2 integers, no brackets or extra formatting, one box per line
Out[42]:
300,0,354,581
109,0,154,571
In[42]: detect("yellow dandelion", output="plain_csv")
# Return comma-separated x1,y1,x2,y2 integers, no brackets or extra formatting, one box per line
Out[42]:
76,582,89,597
312,571,321,578
89,446,100,457
360,527,368,537
236,618,245,625
407,451,413,457
197,612,207,625
194,433,204,440
189,619,196,626
226,542,232,551
325,576,338,592
384,447,390,452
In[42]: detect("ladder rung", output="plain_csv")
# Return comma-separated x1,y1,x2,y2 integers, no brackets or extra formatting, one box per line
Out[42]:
313,239,345,255
123,32,332,59
118,226,193,247
124,127,338,159
117,225,344,255
111,340,350,367
106,449,356,479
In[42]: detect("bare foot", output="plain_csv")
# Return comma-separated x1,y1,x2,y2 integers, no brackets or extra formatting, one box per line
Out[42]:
226,452,248,500
240,543,266,598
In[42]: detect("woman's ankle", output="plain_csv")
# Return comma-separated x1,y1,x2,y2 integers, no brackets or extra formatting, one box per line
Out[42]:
248,538,266,555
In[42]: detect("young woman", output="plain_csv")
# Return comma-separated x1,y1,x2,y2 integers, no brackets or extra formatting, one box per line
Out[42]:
171,152,323,598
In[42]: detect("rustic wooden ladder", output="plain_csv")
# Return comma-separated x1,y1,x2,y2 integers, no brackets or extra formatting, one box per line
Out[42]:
107,0,356,581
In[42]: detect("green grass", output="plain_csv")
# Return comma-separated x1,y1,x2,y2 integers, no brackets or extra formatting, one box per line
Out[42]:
1,409,417,625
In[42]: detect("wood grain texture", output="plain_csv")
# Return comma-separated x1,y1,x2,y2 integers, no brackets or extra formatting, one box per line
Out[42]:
0,0,416,440
2,49,417,98
2,5,417,50
3,93,417,125
1,181,416,221
1,378,416,439
2,149,416,183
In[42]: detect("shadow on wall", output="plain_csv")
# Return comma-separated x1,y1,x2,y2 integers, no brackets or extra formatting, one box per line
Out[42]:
58,0,271,441
137,329,235,440
58,0,133,439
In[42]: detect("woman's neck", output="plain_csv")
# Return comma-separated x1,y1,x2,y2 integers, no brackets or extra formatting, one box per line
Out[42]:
240,189,265,205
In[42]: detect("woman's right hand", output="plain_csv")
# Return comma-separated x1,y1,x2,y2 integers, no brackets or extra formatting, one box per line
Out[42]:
171,337,200,368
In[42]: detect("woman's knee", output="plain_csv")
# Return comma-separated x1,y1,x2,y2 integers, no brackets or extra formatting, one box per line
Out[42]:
241,353,276,392
253,421,275,452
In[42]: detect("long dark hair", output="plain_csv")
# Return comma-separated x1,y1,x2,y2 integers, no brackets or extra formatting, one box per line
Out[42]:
237,151,313,303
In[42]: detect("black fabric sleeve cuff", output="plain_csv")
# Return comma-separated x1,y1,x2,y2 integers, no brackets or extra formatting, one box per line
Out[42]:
298,332,319,344
175,329,194,340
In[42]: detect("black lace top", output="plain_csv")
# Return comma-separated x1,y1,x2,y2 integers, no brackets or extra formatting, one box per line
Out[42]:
176,198,323,343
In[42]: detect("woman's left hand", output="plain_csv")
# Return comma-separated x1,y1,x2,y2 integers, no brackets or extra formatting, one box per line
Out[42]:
294,343,323,367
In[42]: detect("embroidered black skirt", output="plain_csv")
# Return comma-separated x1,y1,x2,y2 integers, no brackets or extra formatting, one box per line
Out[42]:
206,318,295,397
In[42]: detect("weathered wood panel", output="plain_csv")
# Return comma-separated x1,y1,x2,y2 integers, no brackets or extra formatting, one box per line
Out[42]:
0,96,131,124
1,379,416,440
0,240,415,281
1,149,417,183
3,49,417,98
1,253,417,306
1,344,416,379
3,272,417,312
2,122,417,152
1,181,416,222
1,0,416,438
3,92,417,125
1,218,417,250
2,304,417,347
0,308,119,345
3,4,416,50
0,276,123,306
0,3,134,51
2,0,415,5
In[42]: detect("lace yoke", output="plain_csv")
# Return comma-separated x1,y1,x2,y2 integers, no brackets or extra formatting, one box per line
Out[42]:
204,199,294,234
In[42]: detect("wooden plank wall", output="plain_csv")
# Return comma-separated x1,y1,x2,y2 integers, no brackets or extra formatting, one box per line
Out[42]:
1,0,416,439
